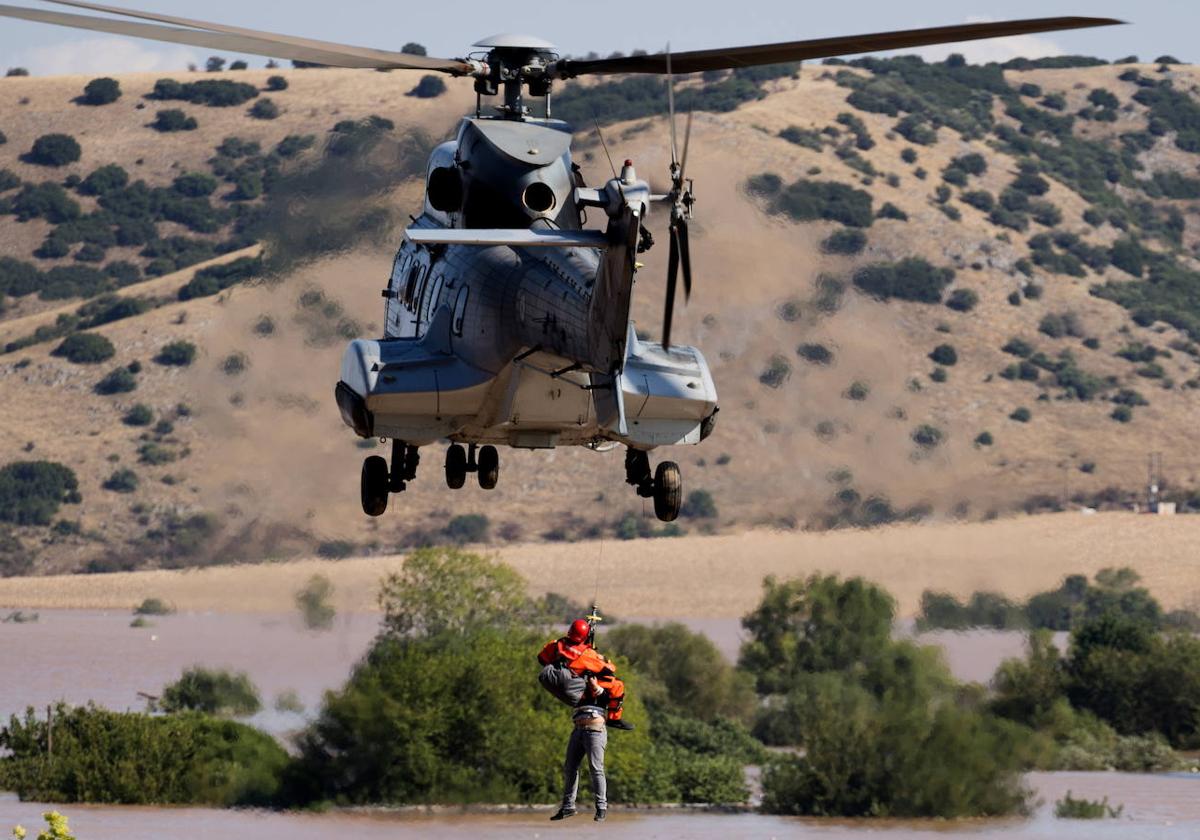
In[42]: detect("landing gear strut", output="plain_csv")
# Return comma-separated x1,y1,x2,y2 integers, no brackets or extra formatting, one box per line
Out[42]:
360,440,420,517
625,449,682,522
445,443,500,490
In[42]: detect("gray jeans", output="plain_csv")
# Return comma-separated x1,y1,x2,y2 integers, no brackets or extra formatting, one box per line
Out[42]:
561,726,607,810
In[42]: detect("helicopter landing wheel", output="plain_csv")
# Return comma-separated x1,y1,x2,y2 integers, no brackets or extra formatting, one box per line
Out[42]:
445,444,467,489
477,445,499,490
361,455,389,517
652,461,682,522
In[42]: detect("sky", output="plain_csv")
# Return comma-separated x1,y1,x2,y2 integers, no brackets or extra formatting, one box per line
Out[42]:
0,0,1193,76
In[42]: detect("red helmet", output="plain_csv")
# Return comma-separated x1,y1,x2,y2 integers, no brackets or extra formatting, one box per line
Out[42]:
567,619,590,643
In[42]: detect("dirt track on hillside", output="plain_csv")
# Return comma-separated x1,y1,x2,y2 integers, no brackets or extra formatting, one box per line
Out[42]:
0,512,1195,618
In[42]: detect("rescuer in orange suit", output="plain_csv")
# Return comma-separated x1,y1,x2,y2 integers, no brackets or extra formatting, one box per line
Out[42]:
537,618,632,729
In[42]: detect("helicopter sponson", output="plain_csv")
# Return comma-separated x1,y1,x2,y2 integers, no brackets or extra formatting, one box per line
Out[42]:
334,115,716,521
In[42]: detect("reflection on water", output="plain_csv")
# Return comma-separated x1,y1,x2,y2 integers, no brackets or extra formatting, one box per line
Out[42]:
2,612,1199,838
2,773,1200,840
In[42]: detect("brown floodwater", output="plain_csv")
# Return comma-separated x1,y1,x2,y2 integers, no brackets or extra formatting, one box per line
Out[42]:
2,611,1198,838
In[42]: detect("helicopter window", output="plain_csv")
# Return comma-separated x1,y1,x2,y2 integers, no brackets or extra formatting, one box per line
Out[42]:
452,287,469,336
425,274,444,321
403,262,424,309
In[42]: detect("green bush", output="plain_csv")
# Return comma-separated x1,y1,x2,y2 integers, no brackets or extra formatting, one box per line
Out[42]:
177,256,261,301
852,257,954,303
154,340,196,366
51,332,115,364
248,98,279,120
160,667,262,716
0,461,80,526
95,366,137,395
102,468,139,493
1010,407,1031,423
760,676,1032,817
134,597,173,615
797,343,833,365
917,590,1026,631
26,133,81,166
276,133,315,158
172,172,217,197
778,125,824,150
12,182,81,223
78,163,128,196
122,403,153,426
820,227,867,255
911,424,944,448
408,75,447,98
150,78,259,106
760,178,874,227
81,77,120,105
928,343,957,365
152,109,198,132
1055,792,1122,819
680,489,718,520
606,622,756,723
296,574,336,630
0,704,288,806
759,355,792,387
265,75,288,91
945,288,978,312
876,201,908,220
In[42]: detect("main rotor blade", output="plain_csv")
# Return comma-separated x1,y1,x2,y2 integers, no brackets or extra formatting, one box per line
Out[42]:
0,2,471,72
677,219,692,301
663,226,680,350
555,16,1122,77
665,43,678,167
678,110,693,184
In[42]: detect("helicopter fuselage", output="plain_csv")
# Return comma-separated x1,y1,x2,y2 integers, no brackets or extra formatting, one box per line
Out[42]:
334,116,719,455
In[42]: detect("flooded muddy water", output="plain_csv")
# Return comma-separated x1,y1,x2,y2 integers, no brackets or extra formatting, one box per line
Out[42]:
2,611,1198,838
3,771,1200,840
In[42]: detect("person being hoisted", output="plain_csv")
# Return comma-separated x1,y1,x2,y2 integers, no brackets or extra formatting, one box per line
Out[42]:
536,611,633,730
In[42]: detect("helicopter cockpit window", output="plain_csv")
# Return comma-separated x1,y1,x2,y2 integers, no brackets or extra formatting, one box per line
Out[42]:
452,287,469,336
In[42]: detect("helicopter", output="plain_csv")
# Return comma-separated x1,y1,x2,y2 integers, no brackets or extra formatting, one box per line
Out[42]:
0,3,1121,520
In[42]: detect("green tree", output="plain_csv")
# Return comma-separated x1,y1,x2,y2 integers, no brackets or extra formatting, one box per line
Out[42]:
377,546,527,638
159,667,262,717
739,574,894,694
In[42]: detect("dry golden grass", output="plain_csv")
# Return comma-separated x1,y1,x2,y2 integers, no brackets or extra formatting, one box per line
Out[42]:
0,513,1196,618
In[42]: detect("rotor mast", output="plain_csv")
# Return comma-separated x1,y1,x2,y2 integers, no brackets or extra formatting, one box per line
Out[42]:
471,35,558,120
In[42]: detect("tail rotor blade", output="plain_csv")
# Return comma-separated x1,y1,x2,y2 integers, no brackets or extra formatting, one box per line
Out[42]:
678,219,692,301
664,225,680,349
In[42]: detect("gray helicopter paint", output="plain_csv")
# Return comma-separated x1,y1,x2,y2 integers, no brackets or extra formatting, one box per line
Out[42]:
337,115,718,450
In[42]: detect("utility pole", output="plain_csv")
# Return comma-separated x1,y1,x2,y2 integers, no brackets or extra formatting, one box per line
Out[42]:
46,703,52,759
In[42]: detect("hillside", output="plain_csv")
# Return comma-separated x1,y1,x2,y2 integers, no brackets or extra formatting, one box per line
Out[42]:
1,59,1199,574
